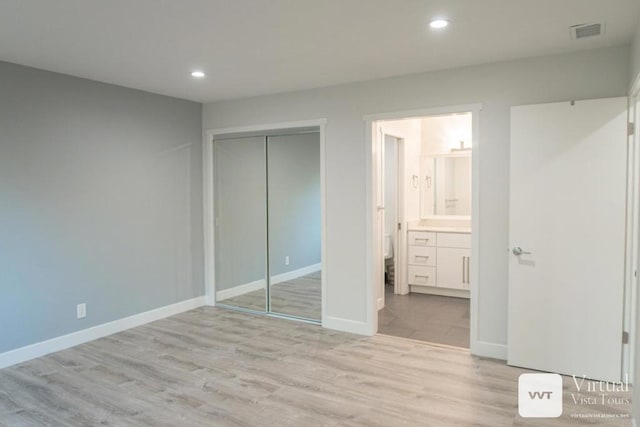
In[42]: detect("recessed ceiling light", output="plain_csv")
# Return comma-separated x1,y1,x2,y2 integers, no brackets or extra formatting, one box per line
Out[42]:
429,19,449,29
191,71,205,78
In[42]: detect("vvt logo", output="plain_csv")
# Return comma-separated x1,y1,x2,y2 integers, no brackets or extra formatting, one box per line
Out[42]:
518,373,563,418
528,391,554,400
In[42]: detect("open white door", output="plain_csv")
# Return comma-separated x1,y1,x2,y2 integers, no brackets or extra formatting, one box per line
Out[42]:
508,97,627,382
374,127,385,311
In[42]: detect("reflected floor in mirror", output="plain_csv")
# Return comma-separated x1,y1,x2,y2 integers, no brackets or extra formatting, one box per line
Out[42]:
219,271,321,321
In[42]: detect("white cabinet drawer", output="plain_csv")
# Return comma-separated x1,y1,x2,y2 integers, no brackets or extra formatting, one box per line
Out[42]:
407,231,436,246
408,265,436,286
408,246,436,266
436,232,471,249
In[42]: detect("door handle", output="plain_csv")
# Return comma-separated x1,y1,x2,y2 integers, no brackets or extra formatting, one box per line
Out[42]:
512,247,532,256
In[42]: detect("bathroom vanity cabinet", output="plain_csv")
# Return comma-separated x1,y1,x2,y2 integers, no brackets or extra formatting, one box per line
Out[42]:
407,229,471,298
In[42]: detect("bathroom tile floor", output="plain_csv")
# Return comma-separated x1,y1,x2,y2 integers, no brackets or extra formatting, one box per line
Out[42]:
378,285,470,348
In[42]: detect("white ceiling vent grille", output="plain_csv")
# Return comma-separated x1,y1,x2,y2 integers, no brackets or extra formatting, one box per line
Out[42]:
570,23,604,40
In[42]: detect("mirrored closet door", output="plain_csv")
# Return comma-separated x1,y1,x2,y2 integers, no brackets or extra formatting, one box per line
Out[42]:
267,133,321,321
213,136,267,312
213,129,321,322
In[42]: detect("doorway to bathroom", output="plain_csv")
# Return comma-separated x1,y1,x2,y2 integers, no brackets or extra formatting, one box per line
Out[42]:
368,105,479,349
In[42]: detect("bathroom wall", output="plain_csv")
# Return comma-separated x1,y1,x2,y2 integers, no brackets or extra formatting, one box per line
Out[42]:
421,114,473,155
378,118,422,224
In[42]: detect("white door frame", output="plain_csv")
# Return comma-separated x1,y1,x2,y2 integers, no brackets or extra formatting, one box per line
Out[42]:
625,80,640,381
364,104,482,353
203,118,328,324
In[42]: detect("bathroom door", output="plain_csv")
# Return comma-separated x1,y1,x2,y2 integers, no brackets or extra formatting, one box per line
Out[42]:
508,97,627,382
374,127,386,310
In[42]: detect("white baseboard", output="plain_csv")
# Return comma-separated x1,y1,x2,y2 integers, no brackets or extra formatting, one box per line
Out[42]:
323,316,374,336
410,285,470,299
471,340,507,360
271,263,321,285
215,279,265,301
0,296,206,370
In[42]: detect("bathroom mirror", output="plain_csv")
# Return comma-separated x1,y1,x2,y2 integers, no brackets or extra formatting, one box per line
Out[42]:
421,152,471,217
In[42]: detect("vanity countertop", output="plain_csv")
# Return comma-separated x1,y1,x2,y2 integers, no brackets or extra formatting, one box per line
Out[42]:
407,225,471,233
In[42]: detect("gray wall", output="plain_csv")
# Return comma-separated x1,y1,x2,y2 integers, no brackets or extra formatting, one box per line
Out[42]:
268,133,321,277
631,25,640,89
203,45,629,348
0,61,203,353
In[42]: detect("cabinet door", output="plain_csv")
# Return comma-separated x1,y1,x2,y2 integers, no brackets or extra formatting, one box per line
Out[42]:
436,248,470,289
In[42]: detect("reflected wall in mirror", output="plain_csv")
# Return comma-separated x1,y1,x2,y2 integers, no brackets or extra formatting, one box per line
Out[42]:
421,153,471,217
213,137,267,312
267,132,321,321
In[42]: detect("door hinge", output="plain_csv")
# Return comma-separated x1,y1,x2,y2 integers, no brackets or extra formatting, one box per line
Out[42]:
398,222,402,231
623,331,629,344
629,122,635,136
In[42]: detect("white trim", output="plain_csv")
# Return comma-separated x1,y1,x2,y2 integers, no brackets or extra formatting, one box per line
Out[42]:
364,120,378,335
409,285,470,299
469,105,482,357
319,121,328,327
0,296,206,370
203,129,216,306
323,316,373,336
365,104,486,354
474,341,507,360
364,104,483,122
270,263,321,285
215,279,266,301
208,119,327,137
204,118,327,323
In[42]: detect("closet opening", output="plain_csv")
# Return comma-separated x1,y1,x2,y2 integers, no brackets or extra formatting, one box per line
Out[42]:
367,106,480,349
203,120,326,325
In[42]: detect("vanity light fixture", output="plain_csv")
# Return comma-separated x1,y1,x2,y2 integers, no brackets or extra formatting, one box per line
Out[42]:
429,19,449,29
191,70,206,78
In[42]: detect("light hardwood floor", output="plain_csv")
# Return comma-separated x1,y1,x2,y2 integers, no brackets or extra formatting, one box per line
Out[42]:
0,307,632,426
220,271,321,321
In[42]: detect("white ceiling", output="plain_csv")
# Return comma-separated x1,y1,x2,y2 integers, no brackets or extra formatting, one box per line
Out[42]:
1,0,639,103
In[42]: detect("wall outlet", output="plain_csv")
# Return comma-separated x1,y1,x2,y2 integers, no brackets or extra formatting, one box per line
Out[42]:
285,256,290,266
77,303,86,319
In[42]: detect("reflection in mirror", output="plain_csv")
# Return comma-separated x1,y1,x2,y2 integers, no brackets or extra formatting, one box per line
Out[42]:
267,132,321,321
422,153,471,217
213,137,267,312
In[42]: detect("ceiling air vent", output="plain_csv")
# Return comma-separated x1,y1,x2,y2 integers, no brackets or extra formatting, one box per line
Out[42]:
570,23,604,40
